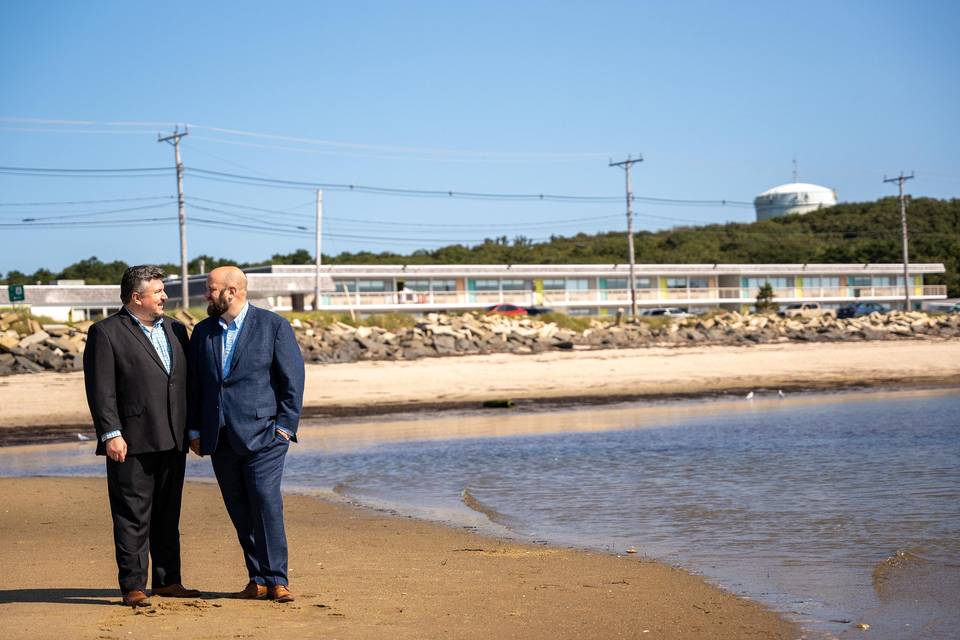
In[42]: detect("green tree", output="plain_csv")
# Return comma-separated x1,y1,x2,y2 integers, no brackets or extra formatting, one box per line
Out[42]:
755,283,777,314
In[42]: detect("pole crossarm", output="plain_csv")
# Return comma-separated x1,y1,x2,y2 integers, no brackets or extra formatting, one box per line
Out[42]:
883,171,915,311
158,127,190,310
609,154,644,318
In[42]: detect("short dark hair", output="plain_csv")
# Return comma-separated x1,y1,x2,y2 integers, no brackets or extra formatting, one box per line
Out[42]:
120,265,166,304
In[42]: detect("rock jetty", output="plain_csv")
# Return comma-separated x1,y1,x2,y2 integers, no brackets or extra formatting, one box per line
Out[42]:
1,309,958,375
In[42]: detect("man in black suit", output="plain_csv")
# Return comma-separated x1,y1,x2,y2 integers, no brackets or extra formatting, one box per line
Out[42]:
83,265,201,607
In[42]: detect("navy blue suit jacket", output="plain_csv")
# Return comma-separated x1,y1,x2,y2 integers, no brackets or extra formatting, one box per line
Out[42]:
189,305,305,455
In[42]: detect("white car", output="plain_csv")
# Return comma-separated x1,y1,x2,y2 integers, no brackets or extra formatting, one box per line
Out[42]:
780,302,836,318
639,307,690,317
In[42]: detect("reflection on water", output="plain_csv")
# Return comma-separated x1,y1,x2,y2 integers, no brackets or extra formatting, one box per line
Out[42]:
1,388,958,639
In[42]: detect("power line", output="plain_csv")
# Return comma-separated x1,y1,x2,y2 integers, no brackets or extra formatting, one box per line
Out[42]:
0,165,173,173
11,202,174,221
0,195,173,207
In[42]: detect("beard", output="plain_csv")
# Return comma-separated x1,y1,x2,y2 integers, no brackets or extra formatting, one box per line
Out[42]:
207,291,230,318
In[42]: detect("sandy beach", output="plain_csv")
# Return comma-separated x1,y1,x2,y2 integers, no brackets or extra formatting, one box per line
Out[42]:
1,340,958,638
0,477,797,639
1,340,958,432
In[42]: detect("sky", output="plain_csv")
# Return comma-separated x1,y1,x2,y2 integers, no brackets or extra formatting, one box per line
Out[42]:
1,0,958,276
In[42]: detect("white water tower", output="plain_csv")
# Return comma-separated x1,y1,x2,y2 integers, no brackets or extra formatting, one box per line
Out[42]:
754,182,838,222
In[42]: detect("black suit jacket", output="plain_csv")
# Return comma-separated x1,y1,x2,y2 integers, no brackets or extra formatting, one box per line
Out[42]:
83,309,190,456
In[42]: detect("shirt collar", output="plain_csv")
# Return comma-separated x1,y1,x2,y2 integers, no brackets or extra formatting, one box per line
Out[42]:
218,301,250,331
123,305,164,330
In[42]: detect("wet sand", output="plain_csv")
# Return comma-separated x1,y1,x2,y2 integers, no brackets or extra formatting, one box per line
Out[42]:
1,340,958,440
0,477,797,639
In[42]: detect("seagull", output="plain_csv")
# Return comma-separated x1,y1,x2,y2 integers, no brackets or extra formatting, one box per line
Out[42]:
745,391,755,400
77,433,91,441
778,390,785,398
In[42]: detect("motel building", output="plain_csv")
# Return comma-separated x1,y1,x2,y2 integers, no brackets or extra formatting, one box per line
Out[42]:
1,263,948,322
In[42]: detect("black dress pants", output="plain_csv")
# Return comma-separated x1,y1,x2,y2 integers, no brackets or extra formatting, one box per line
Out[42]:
106,448,186,594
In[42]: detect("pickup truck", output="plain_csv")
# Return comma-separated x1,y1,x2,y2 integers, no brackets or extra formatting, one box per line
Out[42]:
780,302,836,318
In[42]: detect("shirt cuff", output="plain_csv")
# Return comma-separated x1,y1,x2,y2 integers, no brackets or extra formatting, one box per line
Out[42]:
101,430,122,443
188,430,200,440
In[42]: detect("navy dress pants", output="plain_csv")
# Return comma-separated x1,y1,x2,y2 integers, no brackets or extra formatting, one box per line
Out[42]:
106,448,186,594
211,433,290,586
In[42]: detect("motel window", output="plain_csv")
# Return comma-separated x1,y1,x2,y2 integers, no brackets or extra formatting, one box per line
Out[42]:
432,280,457,292
602,278,628,289
804,277,840,289
636,278,654,289
501,279,529,291
357,280,389,292
404,280,430,292
689,277,710,290
473,279,499,291
666,277,687,289
543,279,566,290
336,280,357,293
567,279,589,290
848,277,872,287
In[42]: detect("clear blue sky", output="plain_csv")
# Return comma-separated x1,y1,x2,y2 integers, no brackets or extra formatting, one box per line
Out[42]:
2,0,958,276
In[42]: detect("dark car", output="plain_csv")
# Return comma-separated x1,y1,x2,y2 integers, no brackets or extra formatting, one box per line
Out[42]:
837,302,889,318
485,303,528,317
524,306,553,316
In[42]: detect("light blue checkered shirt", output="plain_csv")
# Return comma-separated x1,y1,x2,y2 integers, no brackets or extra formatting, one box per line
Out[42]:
101,309,172,443
220,301,250,378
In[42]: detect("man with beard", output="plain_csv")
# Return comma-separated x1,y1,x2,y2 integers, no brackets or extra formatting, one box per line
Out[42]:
188,266,304,602
83,265,200,607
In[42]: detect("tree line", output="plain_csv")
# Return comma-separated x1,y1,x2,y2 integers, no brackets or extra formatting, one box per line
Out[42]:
4,197,958,296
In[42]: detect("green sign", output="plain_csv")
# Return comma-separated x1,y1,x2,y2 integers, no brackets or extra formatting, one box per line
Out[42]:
7,284,24,302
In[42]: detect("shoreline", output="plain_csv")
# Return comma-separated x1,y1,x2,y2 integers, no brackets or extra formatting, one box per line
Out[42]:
0,476,799,639
1,340,959,446
4,377,959,448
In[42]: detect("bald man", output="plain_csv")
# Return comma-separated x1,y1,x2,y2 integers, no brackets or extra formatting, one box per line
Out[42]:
187,266,305,602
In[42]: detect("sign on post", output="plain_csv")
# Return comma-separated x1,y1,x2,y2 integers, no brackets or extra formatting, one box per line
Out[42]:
7,284,25,302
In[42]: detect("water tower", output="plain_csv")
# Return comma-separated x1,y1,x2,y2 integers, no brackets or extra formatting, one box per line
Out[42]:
754,182,838,222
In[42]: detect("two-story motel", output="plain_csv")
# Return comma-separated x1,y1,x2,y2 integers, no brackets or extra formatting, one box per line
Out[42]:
1,263,947,321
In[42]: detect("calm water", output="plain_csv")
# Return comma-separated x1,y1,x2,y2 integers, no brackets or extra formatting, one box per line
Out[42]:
3,389,958,639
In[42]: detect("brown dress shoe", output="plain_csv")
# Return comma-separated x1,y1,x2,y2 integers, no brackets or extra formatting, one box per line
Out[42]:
152,583,202,598
122,590,152,608
268,584,295,602
232,580,268,599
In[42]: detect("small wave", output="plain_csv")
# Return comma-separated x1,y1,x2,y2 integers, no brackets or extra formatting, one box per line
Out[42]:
331,481,352,496
872,549,929,598
461,487,513,528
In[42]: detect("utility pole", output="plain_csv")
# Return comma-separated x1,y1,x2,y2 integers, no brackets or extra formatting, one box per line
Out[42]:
883,172,915,311
158,126,190,310
609,154,643,318
314,189,323,310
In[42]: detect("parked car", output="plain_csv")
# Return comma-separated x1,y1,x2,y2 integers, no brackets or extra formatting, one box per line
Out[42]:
524,306,554,316
484,303,527,317
639,307,690,317
836,302,889,318
779,302,835,319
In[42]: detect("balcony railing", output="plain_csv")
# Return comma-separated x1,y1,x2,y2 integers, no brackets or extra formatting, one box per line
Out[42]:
314,285,947,309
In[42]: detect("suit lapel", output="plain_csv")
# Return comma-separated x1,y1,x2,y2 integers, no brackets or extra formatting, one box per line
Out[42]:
210,323,224,383
119,310,168,374
225,305,257,377
162,317,179,375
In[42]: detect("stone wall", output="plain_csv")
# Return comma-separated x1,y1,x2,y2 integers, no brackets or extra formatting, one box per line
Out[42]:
1,310,958,375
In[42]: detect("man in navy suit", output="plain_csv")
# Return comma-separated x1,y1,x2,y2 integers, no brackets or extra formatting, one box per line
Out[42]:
188,266,304,602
